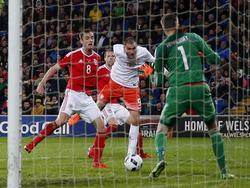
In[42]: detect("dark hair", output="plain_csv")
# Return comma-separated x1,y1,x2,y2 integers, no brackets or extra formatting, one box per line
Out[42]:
104,48,113,57
161,13,178,30
124,37,136,45
79,29,92,39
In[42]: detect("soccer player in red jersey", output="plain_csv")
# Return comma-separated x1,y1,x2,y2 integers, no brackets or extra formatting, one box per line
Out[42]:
24,30,108,168
69,49,153,158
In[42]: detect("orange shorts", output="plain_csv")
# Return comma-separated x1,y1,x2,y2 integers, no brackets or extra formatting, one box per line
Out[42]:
98,79,141,111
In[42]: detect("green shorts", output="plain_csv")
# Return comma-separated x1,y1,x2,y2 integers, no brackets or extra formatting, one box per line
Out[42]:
160,84,215,126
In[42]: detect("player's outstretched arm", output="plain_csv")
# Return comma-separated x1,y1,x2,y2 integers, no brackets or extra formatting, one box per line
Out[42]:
36,63,61,95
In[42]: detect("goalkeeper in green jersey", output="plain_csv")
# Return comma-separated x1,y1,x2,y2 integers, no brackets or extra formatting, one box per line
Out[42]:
149,13,234,179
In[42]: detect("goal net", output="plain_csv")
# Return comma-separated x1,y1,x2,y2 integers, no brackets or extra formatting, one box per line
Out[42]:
2,0,250,187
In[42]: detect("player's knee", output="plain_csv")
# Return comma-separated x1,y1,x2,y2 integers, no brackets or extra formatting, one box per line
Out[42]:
204,116,216,130
55,119,65,127
56,112,70,126
160,117,176,127
130,111,140,125
107,116,118,126
156,123,167,133
132,117,140,125
108,123,118,129
130,118,139,125
94,117,106,132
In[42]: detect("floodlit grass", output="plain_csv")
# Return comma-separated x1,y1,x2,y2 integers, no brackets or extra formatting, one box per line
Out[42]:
1,137,250,187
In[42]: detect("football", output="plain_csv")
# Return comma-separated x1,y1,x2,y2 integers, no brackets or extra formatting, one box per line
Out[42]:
124,154,143,171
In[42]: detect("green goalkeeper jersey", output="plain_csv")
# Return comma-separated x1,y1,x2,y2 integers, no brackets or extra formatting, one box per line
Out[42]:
154,32,221,87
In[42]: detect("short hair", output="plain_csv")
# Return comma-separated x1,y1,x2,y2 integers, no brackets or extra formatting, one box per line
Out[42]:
79,29,92,39
161,13,178,30
124,37,136,45
104,48,113,57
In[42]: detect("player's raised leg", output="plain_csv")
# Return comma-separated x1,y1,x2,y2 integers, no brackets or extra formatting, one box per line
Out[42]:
89,105,140,158
88,103,152,159
24,112,69,153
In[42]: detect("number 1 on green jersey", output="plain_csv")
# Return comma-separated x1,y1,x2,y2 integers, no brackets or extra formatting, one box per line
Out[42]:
177,46,189,70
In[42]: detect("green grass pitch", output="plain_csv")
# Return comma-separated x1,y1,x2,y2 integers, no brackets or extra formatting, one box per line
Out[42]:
1,137,250,187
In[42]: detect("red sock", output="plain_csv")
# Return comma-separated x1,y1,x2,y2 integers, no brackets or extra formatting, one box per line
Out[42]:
93,132,106,163
30,122,58,147
136,129,144,155
106,124,118,138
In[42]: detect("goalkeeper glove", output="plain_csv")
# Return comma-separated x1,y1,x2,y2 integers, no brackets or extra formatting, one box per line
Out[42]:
139,63,154,78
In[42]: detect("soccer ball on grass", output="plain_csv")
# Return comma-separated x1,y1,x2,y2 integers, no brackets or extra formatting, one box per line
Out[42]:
124,154,143,171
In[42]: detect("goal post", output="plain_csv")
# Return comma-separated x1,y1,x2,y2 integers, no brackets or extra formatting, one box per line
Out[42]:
7,0,22,187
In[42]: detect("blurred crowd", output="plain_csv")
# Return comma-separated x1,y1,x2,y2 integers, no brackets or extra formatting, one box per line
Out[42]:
0,0,249,115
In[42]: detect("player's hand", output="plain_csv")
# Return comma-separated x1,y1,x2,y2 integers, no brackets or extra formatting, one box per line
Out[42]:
198,51,205,57
139,64,154,78
36,82,45,95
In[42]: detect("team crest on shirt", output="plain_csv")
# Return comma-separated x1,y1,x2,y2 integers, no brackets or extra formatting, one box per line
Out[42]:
93,59,98,65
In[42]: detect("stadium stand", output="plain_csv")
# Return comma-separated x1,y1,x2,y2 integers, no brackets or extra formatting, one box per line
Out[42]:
0,0,248,115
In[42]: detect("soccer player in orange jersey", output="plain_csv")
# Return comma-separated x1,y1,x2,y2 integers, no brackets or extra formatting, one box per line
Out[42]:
98,38,155,157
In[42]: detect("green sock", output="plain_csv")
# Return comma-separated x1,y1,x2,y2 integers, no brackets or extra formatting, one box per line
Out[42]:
210,131,227,174
155,132,167,162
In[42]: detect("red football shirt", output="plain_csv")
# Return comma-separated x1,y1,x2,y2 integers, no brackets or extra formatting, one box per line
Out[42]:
97,64,111,93
97,64,118,103
59,48,101,94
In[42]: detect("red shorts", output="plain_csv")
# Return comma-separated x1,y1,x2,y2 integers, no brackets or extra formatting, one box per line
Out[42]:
98,79,141,111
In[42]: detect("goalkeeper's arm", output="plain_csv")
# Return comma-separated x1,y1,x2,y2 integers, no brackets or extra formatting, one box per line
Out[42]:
154,47,165,87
